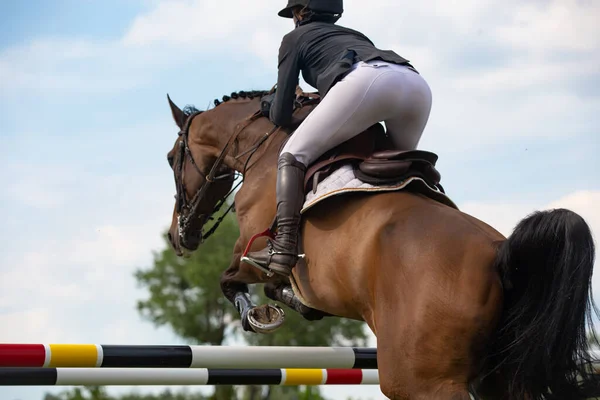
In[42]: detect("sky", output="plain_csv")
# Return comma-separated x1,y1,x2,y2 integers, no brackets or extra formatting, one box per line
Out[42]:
0,0,598,399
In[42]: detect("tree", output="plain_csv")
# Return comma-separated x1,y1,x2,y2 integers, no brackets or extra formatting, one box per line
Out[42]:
45,387,209,400
44,387,112,400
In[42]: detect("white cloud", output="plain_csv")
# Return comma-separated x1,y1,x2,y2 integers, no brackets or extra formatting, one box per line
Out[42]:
461,190,600,238
495,0,600,53
449,59,598,93
421,89,599,153
0,309,65,343
0,38,149,93
0,161,175,339
247,27,286,67
4,164,81,209
0,221,165,308
122,0,288,48
0,217,172,354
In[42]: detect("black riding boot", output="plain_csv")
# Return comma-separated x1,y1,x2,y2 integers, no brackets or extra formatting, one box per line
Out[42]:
243,152,306,277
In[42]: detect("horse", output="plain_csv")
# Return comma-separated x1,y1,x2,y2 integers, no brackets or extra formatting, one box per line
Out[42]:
163,89,599,400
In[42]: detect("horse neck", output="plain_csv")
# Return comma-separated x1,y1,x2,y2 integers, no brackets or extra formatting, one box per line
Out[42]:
206,100,287,176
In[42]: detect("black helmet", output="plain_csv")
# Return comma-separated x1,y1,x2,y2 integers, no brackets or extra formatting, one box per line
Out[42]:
278,0,343,18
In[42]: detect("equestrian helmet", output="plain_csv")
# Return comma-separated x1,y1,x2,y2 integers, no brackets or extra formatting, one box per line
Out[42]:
278,0,343,18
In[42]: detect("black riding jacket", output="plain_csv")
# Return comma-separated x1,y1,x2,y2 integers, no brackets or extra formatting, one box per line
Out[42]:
270,20,411,126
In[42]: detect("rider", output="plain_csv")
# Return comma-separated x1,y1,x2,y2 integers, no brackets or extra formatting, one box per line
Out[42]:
243,0,433,277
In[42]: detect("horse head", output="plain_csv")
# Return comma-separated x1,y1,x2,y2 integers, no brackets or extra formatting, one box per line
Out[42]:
165,95,235,255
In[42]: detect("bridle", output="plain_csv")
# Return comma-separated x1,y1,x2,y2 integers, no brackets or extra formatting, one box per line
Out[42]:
174,109,279,244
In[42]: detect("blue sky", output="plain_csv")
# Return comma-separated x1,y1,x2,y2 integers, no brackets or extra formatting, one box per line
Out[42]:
1,1,599,399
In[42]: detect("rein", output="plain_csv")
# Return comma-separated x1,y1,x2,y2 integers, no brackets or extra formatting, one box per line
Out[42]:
175,109,279,243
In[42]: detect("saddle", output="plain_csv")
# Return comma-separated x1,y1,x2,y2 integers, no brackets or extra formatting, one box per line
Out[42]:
288,89,444,196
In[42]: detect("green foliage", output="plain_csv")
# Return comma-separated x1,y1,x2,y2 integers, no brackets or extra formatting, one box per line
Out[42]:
44,387,209,400
43,387,112,400
45,386,335,400
241,386,329,400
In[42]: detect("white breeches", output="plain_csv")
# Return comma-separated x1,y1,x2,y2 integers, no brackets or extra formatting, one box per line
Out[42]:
281,60,433,166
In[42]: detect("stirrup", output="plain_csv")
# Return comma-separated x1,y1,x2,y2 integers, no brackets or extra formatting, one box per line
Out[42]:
241,247,306,277
240,229,305,276
240,229,276,276
240,255,276,277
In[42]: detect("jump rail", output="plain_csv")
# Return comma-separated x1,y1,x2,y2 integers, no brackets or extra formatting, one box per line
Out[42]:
2,344,598,387
0,344,377,369
0,367,379,386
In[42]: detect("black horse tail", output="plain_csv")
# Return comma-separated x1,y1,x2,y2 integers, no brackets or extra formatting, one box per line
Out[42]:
482,208,600,399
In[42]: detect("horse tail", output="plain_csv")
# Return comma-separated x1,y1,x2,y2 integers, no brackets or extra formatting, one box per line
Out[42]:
485,208,600,399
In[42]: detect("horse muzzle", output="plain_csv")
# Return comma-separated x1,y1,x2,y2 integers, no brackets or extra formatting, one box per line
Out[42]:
177,213,208,253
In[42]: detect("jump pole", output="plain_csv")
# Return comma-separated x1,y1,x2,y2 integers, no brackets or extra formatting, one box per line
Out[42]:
0,367,379,386
0,344,377,369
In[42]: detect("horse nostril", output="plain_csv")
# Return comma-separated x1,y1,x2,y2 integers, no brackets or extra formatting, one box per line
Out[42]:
168,232,173,243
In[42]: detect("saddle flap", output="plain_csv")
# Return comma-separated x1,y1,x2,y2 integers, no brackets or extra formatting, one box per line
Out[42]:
369,149,439,166
357,149,442,188
358,159,412,178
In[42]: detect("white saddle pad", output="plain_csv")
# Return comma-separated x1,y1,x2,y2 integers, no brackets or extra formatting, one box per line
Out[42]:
301,164,455,214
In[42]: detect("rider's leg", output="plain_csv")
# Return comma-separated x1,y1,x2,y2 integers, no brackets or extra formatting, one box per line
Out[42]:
243,61,432,276
241,152,306,277
380,64,432,150
282,61,432,167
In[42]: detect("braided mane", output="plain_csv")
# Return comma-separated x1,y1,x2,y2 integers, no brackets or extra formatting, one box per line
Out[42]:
182,90,270,117
213,90,270,107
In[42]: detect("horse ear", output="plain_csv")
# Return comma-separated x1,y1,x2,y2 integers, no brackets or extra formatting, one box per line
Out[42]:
167,94,186,129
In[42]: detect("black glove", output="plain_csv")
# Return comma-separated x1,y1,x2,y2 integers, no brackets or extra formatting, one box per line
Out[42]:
260,93,276,118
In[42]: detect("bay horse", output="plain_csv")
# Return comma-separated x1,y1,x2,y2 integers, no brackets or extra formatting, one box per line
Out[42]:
164,89,599,400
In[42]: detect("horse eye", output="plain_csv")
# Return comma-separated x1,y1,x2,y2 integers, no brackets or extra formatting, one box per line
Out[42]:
167,155,174,166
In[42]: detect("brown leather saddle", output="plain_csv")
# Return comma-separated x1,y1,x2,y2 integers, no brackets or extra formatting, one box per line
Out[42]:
290,90,444,196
